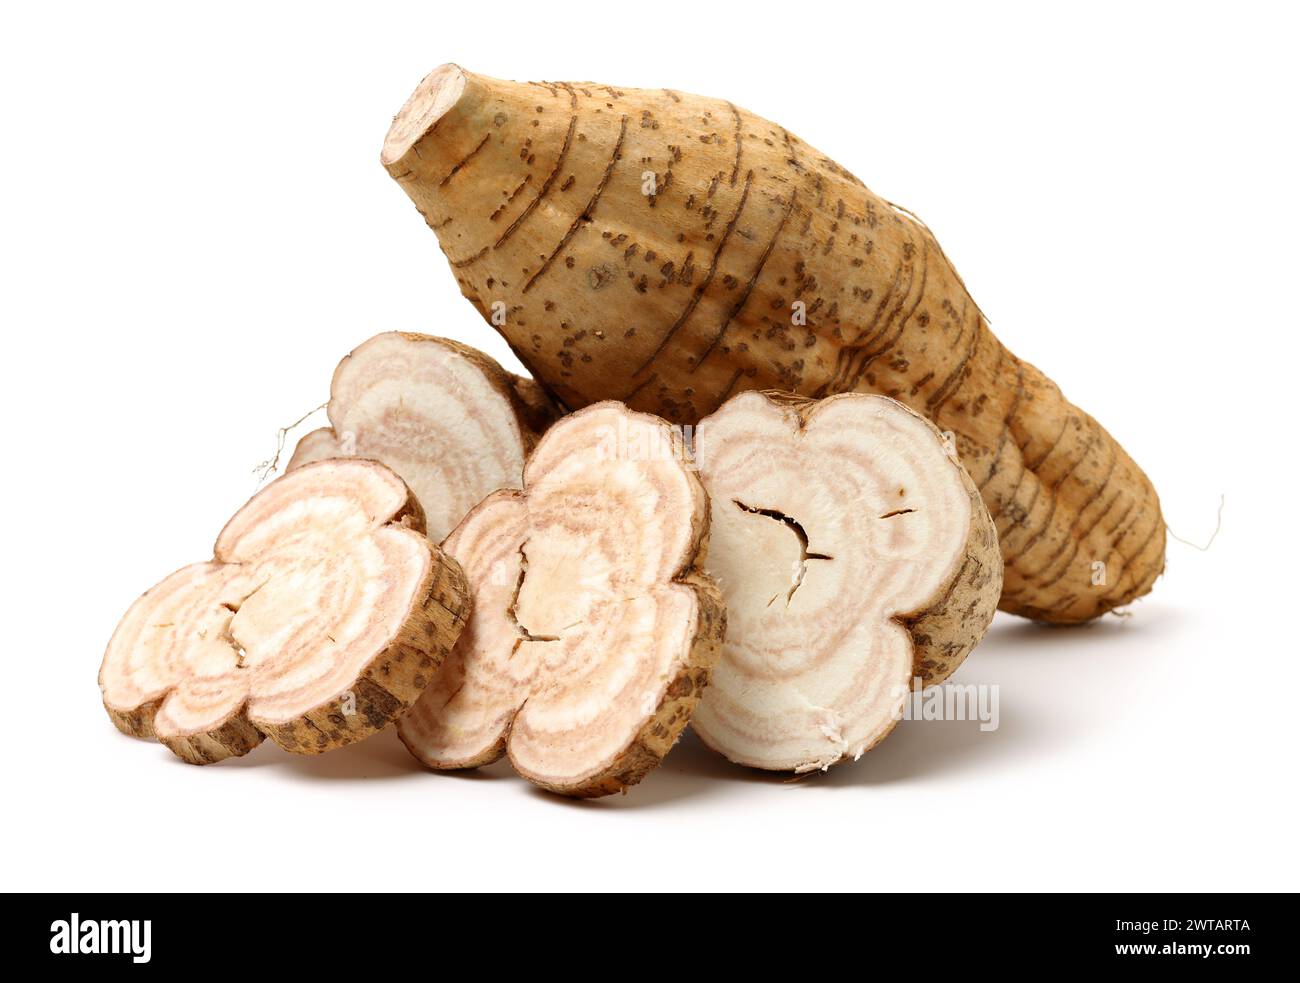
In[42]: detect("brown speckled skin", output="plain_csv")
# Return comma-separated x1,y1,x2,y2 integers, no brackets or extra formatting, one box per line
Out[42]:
384,67,1164,625
900,439,1003,686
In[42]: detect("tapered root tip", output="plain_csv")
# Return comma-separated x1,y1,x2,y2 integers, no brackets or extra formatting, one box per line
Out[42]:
382,63,468,166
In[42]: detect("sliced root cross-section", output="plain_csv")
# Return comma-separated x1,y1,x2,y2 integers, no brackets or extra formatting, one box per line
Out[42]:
397,401,725,797
99,459,470,764
288,332,561,543
691,392,1001,773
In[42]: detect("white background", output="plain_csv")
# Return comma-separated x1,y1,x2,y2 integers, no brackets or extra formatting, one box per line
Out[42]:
2,1,1297,892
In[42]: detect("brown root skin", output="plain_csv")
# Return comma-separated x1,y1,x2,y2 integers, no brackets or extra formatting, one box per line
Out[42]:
895,414,1003,686
105,700,161,741
506,372,566,436
100,460,470,765
384,65,1164,625
903,482,1002,685
160,713,264,766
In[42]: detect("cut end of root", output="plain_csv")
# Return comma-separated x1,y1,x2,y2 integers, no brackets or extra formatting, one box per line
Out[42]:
382,63,467,166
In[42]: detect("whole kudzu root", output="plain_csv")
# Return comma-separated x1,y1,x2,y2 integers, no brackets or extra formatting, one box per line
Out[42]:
382,64,1164,624
288,332,560,542
99,460,469,764
397,402,725,797
691,391,1001,772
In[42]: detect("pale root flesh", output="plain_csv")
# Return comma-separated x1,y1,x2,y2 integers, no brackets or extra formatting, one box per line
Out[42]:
382,65,1164,624
691,392,1001,772
397,402,724,797
287,332,558,543
99,460,469,763
381,64,468,167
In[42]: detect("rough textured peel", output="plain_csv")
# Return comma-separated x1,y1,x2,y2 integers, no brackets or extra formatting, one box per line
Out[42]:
691,392,1000,772
397,401,724,797
99,460,470,763
383,64,1163,624
288,332,560,543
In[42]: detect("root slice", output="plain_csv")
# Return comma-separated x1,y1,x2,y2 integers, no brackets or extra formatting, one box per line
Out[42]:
397,402,724,797
286,332,561,543
691,392,1001,772
99,460,469,764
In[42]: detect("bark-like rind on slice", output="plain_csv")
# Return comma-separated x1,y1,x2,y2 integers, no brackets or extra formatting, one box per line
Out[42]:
902,471,1002,686
691,392,1001,772
397,401,723,797
99,459,469,764
287,332,561,543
